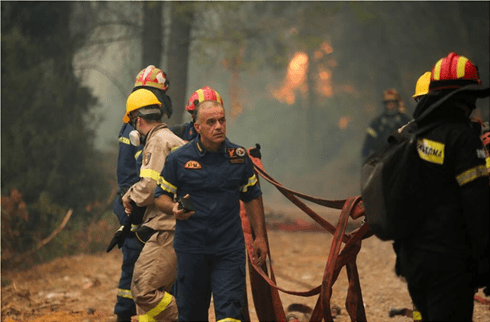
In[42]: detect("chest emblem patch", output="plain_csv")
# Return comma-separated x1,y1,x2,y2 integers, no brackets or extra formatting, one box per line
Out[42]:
184,160,202,169
236,147,246,157
228,148,245,164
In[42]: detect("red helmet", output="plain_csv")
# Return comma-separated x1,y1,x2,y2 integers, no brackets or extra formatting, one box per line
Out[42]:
382,88,401,102
482,131,490,149
185,86,224,114
429,52,481,92
134,65,169,92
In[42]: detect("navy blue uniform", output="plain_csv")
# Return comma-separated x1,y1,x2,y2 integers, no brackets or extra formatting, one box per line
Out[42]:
170,121,197,142
113,123,144,320
155,137,262,321
362,111,411,161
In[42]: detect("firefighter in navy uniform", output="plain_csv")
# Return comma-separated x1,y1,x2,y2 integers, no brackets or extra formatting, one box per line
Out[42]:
396,52,490,321
154,87,268,322
112,65,174,322
113,122,144,322
362,88,412,161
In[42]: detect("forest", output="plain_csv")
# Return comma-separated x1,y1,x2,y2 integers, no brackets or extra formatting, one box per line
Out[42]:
2,1,489,269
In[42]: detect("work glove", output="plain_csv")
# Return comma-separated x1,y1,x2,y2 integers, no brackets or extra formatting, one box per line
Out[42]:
135,225,156,245
249,143,261,159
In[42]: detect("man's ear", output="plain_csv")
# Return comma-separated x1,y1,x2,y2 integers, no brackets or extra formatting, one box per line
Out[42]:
194,122,201,134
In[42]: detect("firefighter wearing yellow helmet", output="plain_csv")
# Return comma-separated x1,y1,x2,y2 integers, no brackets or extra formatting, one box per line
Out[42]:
393,52,490,321
361,88,411,161
413,71,431,102
113,65,171,321
114,69,185,321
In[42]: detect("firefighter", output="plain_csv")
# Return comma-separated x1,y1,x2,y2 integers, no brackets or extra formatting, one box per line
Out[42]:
113,65,172,322
395,52,489,321
121,85,185,321
169,88,209,141
362,88,412,161
153,87,268,321
413,71,432,103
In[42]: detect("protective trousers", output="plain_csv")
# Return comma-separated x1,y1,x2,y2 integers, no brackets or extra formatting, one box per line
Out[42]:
404,265,475,321
175,250,246,322
114,199,144,320
131,230,178,322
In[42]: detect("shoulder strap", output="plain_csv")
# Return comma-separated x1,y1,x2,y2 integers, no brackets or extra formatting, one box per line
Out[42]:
171,124,186,138
416,84,489,123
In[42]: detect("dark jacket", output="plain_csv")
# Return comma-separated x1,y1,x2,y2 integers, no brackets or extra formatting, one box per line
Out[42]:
398,92,489,284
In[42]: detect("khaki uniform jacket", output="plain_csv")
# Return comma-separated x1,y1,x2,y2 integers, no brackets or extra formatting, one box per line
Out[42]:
124,123,185,231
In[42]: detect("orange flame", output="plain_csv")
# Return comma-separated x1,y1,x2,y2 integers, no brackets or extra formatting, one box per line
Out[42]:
271,40,357,105
271,52,309,105
338,115,352,130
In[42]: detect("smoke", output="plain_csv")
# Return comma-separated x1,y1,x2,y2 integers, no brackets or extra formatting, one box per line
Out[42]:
77,2,489,203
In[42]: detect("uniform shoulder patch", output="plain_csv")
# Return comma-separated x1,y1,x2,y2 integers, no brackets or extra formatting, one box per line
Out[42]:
184,160,202,169
143,152,151,166
236,147,246,157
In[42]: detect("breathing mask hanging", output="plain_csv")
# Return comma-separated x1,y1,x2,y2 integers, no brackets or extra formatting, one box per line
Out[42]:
129,130,143,146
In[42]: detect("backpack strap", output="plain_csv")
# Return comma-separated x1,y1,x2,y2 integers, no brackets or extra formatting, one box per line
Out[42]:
171,123,186,138
416,84,490,123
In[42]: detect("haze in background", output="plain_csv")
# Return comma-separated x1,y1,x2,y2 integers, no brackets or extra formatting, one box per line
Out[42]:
78,2,489,202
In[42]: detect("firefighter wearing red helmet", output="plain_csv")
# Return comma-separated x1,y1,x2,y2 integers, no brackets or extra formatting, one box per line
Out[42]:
113,65,170,322
154,87,268,321
112,65,185,322
361,88,411,161
170,86,224,142
393,52,490,321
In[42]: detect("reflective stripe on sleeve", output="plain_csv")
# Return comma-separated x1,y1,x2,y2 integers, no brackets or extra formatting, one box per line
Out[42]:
140,168,162,183
240,174,258,193
486,156,490,169
159,178,177,194
135,150,142,160
366,127,377,138
117,288,133,299
119,137,131,145
217,318,241,322
138,292,173,322
455,165,488,186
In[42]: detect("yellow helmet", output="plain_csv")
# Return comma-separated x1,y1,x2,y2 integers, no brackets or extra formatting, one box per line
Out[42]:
413,71,431,100
123,88,162,123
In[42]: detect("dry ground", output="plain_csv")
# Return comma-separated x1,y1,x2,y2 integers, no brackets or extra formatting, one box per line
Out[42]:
2,204,489,322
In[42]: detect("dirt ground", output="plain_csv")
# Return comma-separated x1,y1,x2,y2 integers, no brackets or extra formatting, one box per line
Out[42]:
2,203,489,322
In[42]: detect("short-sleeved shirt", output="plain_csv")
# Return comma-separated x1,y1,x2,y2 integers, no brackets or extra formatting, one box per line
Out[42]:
155,137,262,255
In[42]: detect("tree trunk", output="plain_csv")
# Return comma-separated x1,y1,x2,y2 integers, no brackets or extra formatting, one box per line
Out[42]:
166,4,194,125
141,1,163,68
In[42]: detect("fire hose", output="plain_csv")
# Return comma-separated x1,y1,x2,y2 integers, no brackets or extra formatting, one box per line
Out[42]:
241,146,372,322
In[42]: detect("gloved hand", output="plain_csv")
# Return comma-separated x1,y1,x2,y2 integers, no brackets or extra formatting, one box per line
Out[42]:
249,143,261,159
106,225,129,252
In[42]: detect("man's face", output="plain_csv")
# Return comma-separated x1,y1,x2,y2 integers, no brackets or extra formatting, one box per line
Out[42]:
384,100,398,111
194,102,226,150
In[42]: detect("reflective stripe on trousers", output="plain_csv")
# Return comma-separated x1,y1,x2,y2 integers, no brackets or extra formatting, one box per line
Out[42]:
138,292,173,322
117,288,133,299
